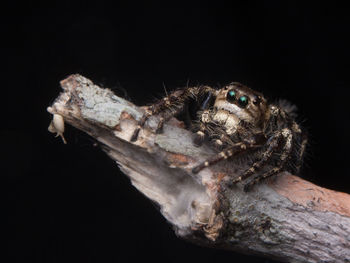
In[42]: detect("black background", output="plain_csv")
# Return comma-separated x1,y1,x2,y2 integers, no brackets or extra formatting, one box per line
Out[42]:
4,1,350,263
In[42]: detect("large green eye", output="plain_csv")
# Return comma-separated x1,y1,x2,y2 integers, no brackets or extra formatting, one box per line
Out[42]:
226,90,236,102
238,95,249,107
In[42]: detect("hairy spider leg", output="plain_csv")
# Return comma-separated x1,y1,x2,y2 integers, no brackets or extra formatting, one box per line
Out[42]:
130,86,216,142
193,122,208,146
154,105,188,134
231,130,283,184
130,108,152,141
212,134,229,151
243,128,293,191
192,142,255,174
295,132,308,173
243,167,280,192
130,89,186,141
193,91,214,146
155,88,215,134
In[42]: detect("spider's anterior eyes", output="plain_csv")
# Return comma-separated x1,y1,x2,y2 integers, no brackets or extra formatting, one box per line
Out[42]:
238,95,249,107
226,90,236,102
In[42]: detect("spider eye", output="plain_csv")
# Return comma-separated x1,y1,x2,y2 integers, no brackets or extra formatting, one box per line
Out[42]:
252,95,261,105
226,90,236,102
238,95,249,107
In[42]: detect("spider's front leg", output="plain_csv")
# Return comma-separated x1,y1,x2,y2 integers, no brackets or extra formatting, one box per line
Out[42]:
130,89,186,141
189,91,216,147
130,86,215,142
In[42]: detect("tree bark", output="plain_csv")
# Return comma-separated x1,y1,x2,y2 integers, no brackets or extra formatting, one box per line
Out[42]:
47,74,350,263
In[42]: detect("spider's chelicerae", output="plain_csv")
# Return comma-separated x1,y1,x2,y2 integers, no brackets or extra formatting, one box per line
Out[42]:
131,83,307,191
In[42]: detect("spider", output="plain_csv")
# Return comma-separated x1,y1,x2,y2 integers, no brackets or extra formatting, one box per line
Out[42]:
130,83,307,191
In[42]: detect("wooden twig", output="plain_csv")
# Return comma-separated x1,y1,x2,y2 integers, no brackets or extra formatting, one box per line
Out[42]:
47,74,350,263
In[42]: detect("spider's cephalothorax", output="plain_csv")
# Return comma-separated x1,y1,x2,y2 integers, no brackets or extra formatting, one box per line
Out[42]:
130,83,307,191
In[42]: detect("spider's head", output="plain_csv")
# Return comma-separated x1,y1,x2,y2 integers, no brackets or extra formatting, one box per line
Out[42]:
214,83,268,126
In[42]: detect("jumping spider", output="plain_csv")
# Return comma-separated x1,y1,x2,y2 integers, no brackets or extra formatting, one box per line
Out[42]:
130,83,307,191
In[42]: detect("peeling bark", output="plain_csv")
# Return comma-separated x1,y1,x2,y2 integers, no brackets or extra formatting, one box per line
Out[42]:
48,74,350,263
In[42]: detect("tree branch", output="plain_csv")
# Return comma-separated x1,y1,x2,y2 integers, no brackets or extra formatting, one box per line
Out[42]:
47,74,350,263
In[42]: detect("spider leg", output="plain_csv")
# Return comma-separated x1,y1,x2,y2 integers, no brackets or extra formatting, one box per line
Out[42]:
130,107,153,141
130,89,187,141
192,142,254,174
130,86,216,142
155,106,187,134
193,123,208,146
232,131,283,184
243,167,282,192
295,132,307,173
193,92,215,146
243,128,293,191
193,109,213,146
213,136,225,150
130,90,188,141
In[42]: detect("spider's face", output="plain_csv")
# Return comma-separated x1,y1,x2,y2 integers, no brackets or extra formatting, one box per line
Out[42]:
213,83,268,126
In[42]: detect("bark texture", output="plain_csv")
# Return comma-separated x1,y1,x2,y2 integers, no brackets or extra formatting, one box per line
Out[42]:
48,74,350,263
